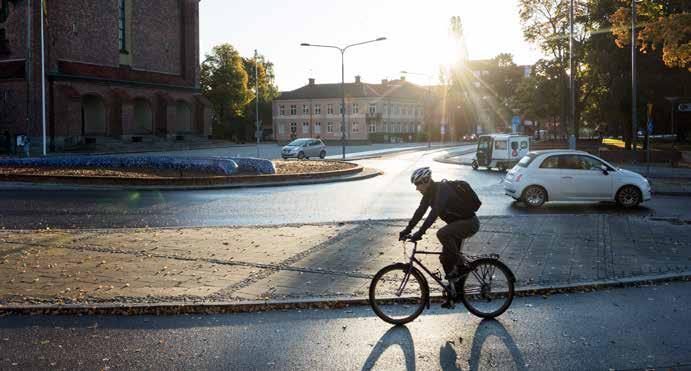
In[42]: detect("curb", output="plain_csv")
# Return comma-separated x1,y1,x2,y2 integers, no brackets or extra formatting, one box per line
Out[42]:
0,163,384,191
1,271,688,316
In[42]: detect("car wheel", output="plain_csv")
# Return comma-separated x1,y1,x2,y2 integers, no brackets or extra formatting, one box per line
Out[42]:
297,151,305,160
616,186,641,208
522,185,547,208
319,150,326,159
471,160,479,170
282,156,287,160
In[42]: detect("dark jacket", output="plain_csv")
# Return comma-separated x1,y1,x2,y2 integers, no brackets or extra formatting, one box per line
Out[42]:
406,181,472,234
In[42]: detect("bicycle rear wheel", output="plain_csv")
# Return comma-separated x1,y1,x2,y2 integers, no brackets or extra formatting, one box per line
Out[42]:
369,263,429,325
459,258,514,318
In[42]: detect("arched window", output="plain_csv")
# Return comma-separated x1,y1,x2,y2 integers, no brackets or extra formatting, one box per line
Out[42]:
175,101,192,133
81,95,107,135
134,98,153,134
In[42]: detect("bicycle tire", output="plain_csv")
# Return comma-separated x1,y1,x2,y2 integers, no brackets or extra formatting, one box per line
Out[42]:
459,258,515,318
369,263,429,325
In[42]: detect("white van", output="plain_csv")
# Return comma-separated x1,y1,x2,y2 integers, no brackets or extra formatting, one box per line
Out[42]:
471,134,531,171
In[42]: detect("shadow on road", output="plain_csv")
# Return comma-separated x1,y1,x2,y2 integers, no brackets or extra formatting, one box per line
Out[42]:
468,318,526,371
509,200,653,216
362,325,416,371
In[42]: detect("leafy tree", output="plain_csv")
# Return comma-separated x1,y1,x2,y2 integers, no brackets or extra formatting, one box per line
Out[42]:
200,44,251,140
610,0,690,71
239,53,280,141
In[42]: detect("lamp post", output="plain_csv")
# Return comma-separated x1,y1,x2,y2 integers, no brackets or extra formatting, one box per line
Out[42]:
568,0,576,150
400,71,432,149
300,37,387,160
631,0,638,159
254,49,260,158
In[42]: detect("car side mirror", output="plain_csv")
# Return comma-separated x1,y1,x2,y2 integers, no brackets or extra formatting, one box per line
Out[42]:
600,165,609,175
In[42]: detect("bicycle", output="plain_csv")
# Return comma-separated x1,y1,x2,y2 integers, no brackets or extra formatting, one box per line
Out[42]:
369,235,516,325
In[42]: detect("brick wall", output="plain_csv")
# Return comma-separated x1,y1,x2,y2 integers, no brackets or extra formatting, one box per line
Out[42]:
132,0,181,75
0,0,26,60
50,0,120,69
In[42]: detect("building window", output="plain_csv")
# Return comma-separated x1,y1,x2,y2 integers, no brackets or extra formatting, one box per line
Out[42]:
302,122,309,133
290,122,297,134
369,103,376,114
352,121,359,133
315,122,321,134
395,105,400,115
303,104,309,115
368,123,376,133
352,103,359,114
315,104,321,115
118,0,127,51
339,103,343,114
290,105,297,115
278,124,285,135
327,104,334,115
327,122,333,133
279,105,285,116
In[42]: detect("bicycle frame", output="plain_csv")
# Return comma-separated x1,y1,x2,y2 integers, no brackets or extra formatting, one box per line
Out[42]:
398,240,453,298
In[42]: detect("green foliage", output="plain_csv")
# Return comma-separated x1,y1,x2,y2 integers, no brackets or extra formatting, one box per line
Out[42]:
201,44,279,141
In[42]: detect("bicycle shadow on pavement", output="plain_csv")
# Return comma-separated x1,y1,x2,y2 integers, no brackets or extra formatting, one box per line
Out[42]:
466,318,526,371
361,325,416,371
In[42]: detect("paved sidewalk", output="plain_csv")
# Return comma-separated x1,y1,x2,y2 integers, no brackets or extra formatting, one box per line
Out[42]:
1,215,689,308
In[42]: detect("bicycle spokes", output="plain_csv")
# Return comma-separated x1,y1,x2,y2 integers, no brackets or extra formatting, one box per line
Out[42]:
460,260,514,318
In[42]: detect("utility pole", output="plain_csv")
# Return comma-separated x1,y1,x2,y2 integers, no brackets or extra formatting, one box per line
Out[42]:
255,49,260,158
568,0,576,150
631,0,638,160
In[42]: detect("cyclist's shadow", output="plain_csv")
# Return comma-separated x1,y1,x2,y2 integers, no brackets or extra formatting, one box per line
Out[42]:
362,325,416,371
445,318,526,371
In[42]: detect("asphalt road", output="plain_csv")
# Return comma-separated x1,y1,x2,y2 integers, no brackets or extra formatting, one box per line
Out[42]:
1,282,689,370
2,147,691,229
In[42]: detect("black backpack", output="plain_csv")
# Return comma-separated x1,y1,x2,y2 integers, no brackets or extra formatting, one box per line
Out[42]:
443,180,482,216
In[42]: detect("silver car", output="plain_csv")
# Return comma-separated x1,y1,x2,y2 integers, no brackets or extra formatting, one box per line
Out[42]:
281,138,327,160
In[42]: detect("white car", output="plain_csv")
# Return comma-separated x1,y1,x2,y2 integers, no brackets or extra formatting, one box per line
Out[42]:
503,150,652,208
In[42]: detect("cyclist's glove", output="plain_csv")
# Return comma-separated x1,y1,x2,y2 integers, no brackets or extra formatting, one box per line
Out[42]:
399,229,411,241
409,231,424,242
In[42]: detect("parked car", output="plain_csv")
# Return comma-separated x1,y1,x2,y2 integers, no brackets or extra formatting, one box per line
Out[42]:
463,133,478,142
503,150,651,208
281,138,327,160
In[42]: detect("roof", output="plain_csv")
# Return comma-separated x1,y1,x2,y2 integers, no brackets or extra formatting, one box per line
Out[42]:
480,134,530,139
529,149,590,155
276,79,427,101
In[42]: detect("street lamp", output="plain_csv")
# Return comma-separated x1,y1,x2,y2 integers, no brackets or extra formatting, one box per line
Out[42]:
300,37,387,160
400,70,432,149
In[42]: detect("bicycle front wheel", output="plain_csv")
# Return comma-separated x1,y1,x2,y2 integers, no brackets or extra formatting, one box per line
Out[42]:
369,263,429,325
459,258,515,318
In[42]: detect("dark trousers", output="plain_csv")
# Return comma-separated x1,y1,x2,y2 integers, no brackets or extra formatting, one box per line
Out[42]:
436,216,480,274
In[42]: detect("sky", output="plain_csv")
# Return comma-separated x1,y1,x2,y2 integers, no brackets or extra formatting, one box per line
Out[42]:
199,0,544,91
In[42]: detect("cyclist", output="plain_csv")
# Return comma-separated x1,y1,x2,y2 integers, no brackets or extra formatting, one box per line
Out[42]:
399,167,480,287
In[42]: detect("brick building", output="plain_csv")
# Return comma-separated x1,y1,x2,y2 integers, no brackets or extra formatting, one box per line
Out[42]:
273,76,430,143
0,0,211,153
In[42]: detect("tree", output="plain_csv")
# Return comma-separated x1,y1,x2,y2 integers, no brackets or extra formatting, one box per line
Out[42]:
610,0,690,71
200,44,251,140
239,53,280,141
519,0,593,138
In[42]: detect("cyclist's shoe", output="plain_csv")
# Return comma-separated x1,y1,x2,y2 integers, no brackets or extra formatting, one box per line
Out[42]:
445,264,472,281
441,298,456,309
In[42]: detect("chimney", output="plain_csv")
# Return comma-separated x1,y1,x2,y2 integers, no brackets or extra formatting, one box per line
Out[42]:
308,78,315,86
400,75,406,81
354,75,361,84
381,79,388,85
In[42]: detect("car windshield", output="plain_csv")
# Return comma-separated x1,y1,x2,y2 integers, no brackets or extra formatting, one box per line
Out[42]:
287,139,309,146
